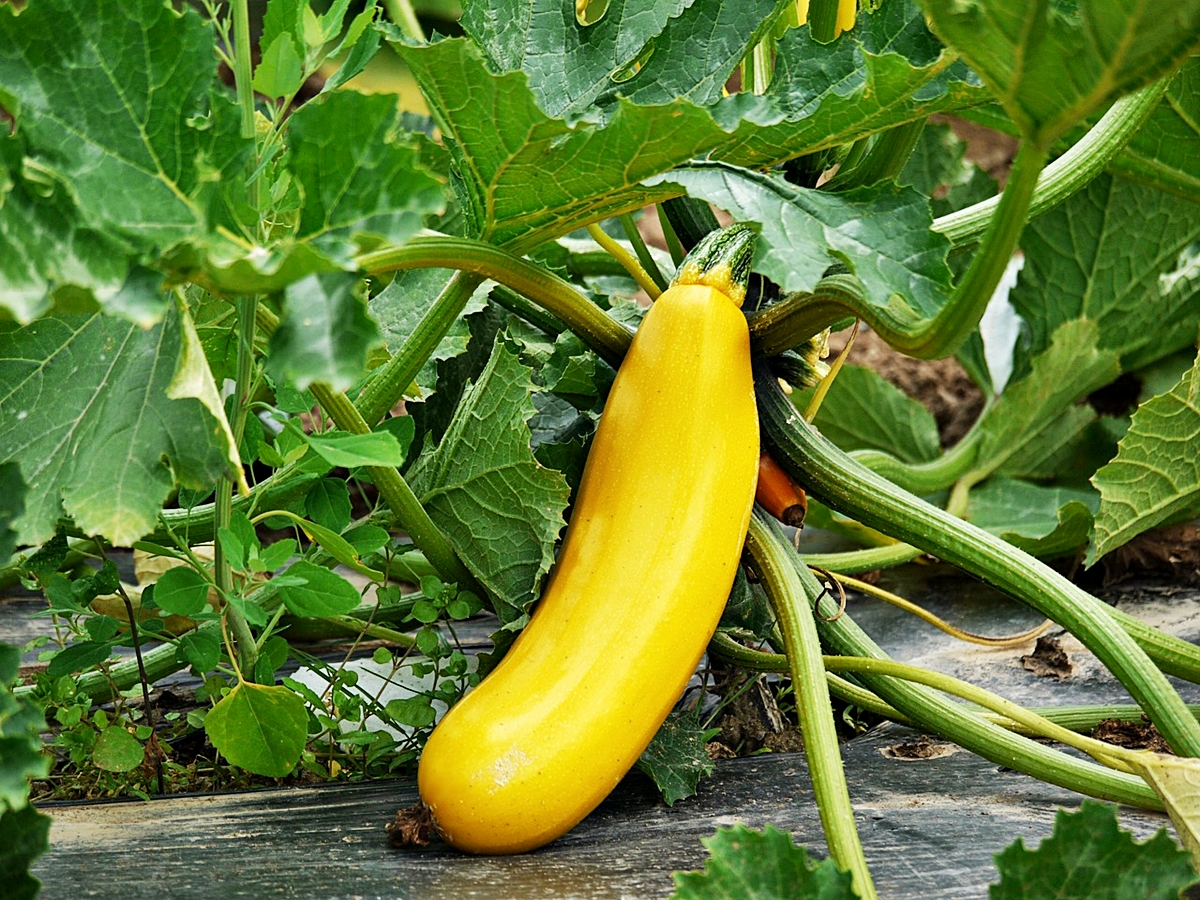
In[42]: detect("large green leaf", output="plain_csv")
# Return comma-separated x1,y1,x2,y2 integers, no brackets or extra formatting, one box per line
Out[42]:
991,801,1198,900
407,337,570,624
713,1,987,168
0,0,249,287
0,463,24,568
919,0,1200,146
967,477,1098,559
0,130,130,323
671,824,857,900
1012,174,1200,375
395,36,729,244
0,305,235,546
793,364,941,464
266,272,382,391
650,162,954,333
1088,349,1200,563
0,805,51,900
286,90,446,265
974,319,1120,479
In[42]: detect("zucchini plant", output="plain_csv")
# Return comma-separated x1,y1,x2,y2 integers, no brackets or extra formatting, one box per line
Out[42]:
3,0,1200,894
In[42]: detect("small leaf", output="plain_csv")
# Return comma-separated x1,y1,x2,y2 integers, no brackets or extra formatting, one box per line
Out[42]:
635,708,718,806
384,696,436,728
253,33,306,99
92,725,144,773
152,566,211,617
205,681,308,777
306,431,407,468
671,823,857,900
45,641,115,678
990,800,1199,900
967,478,1098,559
304,478,352,533
276,561,363,618
175,628,222,673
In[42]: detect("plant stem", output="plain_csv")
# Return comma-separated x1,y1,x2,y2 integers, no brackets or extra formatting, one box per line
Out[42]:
382,0,426,42
933,78,1171,248
800,542,924,574
847,413,986,495
745,511,877,899
619,214,669,291
230,0,256,140
823,120,926,191
586,224,662,298
357,236,634,368
807,0,840,42
355,272,485,427
756,365,1200,756
307,382,482,595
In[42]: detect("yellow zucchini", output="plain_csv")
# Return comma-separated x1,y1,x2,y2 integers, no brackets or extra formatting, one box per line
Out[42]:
416,225,760,854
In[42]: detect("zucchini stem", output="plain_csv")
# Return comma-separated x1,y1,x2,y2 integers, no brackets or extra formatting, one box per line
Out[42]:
746,510,878,899
756,365,1200,756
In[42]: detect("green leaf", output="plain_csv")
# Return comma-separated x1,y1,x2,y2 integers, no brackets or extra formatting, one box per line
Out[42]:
45,641,116,678
1088,350,1200,563
395,36,728,242
286,90,445,265
793,365,941,464
967,477,1098,559
1012,175,1200,375
919,0,1200,146
0,307,236,546
267,272,382,392
671,823,857,900
0,462,24,568
276,560,363,618
635,708,718,806
652,163,953,335
713,2,987,168
990,800,1199,900
304,478,352,533
462,0,785,118
1108,57,1200,201
0,805,51,900
0,0,249,254
974,319,1120,479
175,628,222,673
408,337,570,624
204,681,307,777
92,725,145,773
0,129,129,322
384,695,437,728
254,33,306,100
306,431,407,468
152,567,211,617
1131,753,1200,872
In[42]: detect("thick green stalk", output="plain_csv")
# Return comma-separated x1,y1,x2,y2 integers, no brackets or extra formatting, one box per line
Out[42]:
230,0,255,140
908,141,1046,359
801,542,924,574
933,78,1170,248
355,272,485,428
757,367,1200,756
823,120,926,191
848,417,985,496
746,511,876,899
357,237,633,369
307,383,481,595
807,0,840,42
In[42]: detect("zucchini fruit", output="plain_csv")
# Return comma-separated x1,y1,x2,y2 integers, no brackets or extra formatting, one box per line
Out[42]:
416,224,760,854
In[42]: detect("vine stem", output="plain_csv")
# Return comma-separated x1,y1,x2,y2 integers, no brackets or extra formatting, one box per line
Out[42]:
756,365,1200,756
355,273,484,428
230,0,255,140
358,237,634,368
306,382,482,595
932,77,1171,248
745,510,877,899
